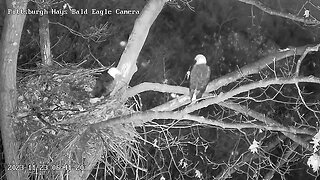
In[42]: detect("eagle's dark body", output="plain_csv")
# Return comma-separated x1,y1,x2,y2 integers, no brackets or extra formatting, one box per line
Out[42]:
91,67,121,98
189,55,211,101
91,72,115,98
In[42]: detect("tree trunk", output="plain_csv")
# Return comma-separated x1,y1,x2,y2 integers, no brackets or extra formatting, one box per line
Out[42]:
0,0,28,179
39,13,52,66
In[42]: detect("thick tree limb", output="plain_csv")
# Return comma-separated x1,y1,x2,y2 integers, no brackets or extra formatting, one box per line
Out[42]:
125,82,188,98
90,108,314,136
112,0,168,97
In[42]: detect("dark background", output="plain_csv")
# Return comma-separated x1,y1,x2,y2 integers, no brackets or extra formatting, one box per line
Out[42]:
1,0,320,179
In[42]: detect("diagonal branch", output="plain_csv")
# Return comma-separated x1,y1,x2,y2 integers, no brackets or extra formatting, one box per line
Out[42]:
112,0,168,97
182,76,320,114
237,0,320,25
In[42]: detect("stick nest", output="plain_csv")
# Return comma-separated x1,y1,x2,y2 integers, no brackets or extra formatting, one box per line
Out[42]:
15,65,142,179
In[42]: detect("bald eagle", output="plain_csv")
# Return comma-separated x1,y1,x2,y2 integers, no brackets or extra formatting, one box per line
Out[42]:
91,67,122,98
189,54,211,101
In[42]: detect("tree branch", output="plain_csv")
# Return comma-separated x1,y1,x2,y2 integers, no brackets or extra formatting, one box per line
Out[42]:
237,0,320,25
216,101,313,179
151,44,317,111
90,107,314,136
182,76,320,114
112,0,168,97
125,82,188,98
219,101,314,151
263,142,299,180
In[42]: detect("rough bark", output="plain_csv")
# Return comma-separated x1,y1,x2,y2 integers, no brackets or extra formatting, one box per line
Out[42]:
0,0,28,179
39,13,52,66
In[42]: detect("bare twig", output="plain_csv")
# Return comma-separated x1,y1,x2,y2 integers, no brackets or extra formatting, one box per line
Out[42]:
215,135,286,180
263,142,299,180
219,101,314,151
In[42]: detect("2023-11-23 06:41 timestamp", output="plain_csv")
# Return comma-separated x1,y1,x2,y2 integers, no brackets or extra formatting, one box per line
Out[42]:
6,164,86,171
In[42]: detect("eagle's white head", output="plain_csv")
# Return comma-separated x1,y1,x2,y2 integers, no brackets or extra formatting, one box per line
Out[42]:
107,67,122,78
194,54,207,65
